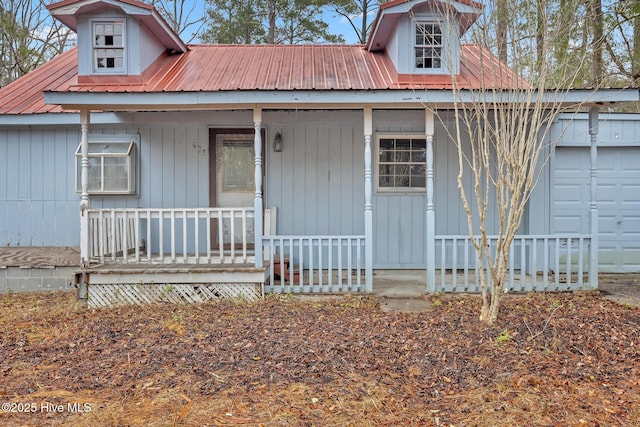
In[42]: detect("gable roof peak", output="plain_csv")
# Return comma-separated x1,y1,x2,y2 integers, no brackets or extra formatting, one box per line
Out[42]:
47,0,187,53
367,0,483,52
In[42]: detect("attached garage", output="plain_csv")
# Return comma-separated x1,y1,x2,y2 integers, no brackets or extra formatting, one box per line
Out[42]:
552,114,640,273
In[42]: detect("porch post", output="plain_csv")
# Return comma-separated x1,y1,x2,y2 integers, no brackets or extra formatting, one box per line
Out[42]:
253,108,264,268
79,109,90,267
588,107,599,288
363,107,373,292
425,109,436,292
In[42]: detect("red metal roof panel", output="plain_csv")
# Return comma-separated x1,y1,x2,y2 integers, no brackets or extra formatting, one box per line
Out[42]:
0,44,526,114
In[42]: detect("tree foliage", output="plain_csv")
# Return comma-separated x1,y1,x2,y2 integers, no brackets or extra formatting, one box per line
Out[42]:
0,0,71,87
199,0,345,44
485,0,639,89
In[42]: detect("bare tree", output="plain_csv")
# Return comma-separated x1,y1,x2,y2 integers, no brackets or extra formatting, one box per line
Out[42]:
150,0,206,43
0,0,71,86
442,1,594,323
332,0,379,44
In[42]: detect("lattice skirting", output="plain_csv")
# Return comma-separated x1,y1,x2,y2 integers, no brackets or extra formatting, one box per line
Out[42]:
88,283,263,308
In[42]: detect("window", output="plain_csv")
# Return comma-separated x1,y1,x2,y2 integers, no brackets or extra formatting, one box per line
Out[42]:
415,23,442,69
75,136,138,195
93,21,125,73
378,136,426,191
222,139,255,192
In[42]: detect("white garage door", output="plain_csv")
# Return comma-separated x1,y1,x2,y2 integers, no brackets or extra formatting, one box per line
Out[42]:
553,147,640,272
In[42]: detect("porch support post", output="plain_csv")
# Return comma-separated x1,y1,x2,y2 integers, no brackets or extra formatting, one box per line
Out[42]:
588,107,599,288
425,109,436,292
253,108,264,268
363,107,373,292
79,109,90,267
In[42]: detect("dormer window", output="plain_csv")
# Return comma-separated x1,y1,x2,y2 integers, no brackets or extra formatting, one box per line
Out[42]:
415,23,442,70
93,21,125,73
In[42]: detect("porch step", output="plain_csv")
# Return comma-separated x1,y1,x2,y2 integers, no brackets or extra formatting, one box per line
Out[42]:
76,263,267,308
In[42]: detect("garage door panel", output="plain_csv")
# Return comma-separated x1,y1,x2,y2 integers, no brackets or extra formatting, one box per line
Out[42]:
553,146,640,272
597,184,619,207
598,214,618,235
620,215,640,235
622,185,640,206
620,155,640,170
598,249,640,272
554,215,587,234
553,184,585,207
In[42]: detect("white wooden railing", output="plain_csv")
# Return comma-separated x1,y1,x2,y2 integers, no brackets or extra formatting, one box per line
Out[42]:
435,234,593,292
263,235,365,293
87,208,255,264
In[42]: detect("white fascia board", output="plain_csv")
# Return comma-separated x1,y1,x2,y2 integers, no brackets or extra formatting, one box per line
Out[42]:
557,112,640,121
0,112,134,126
44,88,639,111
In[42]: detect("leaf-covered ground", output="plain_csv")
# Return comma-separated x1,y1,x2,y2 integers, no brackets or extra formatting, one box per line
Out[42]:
0,290,639,426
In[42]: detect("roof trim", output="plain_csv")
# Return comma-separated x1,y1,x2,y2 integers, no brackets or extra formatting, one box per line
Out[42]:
43,88,640,111
0,111,134,126
47,0,187,53
367,0,482,51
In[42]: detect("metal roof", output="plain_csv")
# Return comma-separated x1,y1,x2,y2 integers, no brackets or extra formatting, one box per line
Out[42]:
0,44,525,115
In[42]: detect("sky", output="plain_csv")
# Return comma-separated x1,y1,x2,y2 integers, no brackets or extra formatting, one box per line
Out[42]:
172,0,364,45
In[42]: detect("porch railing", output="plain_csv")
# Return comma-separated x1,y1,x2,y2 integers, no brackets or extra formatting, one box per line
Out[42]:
263,235,365,293
87,208,255,264
435,234,593,292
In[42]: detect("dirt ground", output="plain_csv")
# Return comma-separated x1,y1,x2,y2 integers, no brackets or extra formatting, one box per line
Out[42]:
378,273,640,313
1,280,639,426
597,273,640,306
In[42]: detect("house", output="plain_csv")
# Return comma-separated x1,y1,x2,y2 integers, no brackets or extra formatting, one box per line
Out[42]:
0,0,638,305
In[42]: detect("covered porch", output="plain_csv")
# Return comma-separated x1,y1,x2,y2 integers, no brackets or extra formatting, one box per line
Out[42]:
73,105,601,307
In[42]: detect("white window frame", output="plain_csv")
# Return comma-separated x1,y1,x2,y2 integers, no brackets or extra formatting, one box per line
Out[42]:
75,135,138,195
376,134,427,193
92,20,126,74
414,22,444,72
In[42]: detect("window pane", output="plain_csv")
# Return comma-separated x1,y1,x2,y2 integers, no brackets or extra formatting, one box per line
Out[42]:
379,175,393,187
87,157,102,192
412,150,426,162
379,164,393,175
380,150,393,162
103,157,128,191
412,139,426,149
411,175,426,187
379,139,394,150
395,151,410,162
396,138,410,149
88,142,130,155
395,175,410,187
223,143,255,191
378,137,428,190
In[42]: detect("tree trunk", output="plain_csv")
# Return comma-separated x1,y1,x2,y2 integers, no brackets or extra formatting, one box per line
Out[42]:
360,0,369,44
536,0,545,77
633,0,640,88
497,0,508,64
590,0,603,86
267,0,276,44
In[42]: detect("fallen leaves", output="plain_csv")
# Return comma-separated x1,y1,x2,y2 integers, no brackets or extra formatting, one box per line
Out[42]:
0,291,638,426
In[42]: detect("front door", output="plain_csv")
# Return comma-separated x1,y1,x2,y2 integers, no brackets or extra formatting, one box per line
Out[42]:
209,129,265,247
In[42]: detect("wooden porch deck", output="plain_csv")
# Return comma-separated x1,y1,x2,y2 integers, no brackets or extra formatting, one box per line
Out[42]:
0,246,80,267
77,261,269,308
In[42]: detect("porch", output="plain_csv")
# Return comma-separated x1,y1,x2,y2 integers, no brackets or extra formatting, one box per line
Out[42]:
74,206,595,307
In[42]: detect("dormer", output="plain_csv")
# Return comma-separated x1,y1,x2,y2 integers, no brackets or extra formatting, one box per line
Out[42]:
47,0,187,83
367,0,482,76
